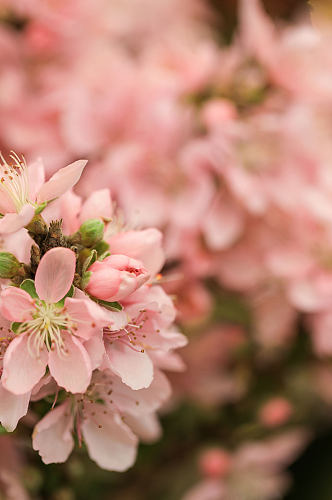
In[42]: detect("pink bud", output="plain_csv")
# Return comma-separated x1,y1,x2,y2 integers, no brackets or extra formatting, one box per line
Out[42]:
259,397,293,428
86,254,150,301
199,448,232,479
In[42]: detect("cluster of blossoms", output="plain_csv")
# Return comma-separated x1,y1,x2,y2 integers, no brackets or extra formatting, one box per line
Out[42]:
0,0,331,497
0,153,186,472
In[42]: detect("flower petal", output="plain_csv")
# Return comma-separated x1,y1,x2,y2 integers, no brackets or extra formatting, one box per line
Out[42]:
48,332,92,393
0,382,30,431
2,333,48,395
82,411,137,472
32,402,74,464
35,247,76,303
110,369,171,416
0,204,35,234
37,159,87,203
105,341,154,390
83,332,105,370
64,297,111,340
28,158,45,201
123,413,161,443
80,188,112,222
0,287,34,322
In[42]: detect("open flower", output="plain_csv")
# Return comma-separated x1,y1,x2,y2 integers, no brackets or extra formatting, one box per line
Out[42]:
32,369,170,470
0,247,116,395
0,152,87,233
102,285,187,390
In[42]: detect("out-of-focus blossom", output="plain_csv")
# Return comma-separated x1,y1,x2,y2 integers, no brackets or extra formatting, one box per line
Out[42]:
259,398,293,428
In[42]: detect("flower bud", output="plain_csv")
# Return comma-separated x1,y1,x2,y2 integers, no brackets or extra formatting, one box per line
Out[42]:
0,252,21,279
86,254,150,301
199,448,232,479
259,397,293,428
79,219,104,247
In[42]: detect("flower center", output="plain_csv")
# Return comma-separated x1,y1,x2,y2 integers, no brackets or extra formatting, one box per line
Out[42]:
18,301,73,358
0,151,30,212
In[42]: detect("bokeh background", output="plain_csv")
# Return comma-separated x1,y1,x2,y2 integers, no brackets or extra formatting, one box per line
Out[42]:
2,0,332,498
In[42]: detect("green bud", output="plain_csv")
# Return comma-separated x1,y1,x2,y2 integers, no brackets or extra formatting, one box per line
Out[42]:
79,219,104,247
0,252,21,278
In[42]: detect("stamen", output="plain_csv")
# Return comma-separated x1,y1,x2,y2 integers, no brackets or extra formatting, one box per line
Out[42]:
17,301,75,359
0,151,30,212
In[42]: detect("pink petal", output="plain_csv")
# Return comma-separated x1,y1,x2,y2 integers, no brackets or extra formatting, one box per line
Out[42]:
80,189,112,222
2,333,48,395
287,280,326,312
0,204,35,234
28,158,45,201
203,197,244,251
31,375,58,402
60,190,82,234
149,350,186,372
105,341,153,390
66,292,128,332
0,382,30,431
32,401,74,464
64,297,111,340
37,159,87,203
183,479,225,500
83,332,105,370
2,228,32,263
35,247,76,303
111,369,171,416
48,332,92,393
0,191,15,213
124,413,161,443
82,411,137,472
239,0,276,63
0,287,34,322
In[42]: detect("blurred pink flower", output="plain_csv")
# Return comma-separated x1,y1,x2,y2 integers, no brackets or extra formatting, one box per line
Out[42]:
259,398,293,428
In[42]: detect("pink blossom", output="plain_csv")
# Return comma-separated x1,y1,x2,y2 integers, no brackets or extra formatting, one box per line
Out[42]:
102,284,187,390
0,152,87,233
184,431,309,500
0,248,115,395
32,369,171,470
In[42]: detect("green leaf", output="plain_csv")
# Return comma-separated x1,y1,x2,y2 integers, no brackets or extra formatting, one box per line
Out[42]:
0,425,8,434
97,299,123,311
56,284,75,307
20,279,38,298
11,322,21,333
